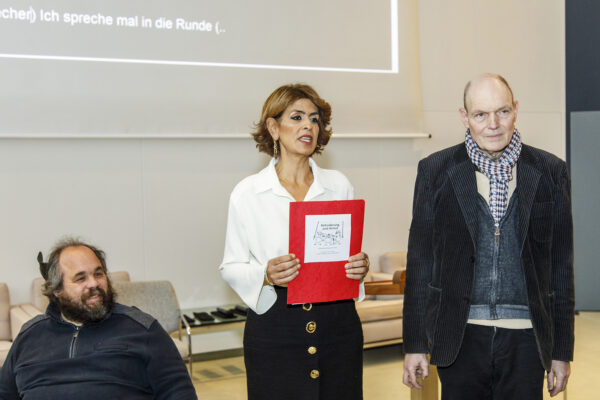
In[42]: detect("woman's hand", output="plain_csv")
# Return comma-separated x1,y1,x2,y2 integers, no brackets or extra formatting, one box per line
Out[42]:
345,252,370,280
265,254,300,287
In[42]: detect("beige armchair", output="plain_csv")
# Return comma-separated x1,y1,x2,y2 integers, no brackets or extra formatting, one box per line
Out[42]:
111,280,192,374
0,283,13,367
355,251,406,348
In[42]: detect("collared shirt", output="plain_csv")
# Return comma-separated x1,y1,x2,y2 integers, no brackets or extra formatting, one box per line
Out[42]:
475,165,517,207
219,157,365,314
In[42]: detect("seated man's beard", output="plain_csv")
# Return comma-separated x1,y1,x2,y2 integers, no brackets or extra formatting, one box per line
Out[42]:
57,282,115,324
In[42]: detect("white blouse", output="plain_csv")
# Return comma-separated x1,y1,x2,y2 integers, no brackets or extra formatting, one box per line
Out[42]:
219,158,365,314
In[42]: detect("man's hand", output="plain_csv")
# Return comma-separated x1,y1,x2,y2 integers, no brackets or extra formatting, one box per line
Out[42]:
403,353,429,389
547,360,570,397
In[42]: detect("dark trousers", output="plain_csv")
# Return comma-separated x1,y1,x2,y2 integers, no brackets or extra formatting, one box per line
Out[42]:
437,324,545,400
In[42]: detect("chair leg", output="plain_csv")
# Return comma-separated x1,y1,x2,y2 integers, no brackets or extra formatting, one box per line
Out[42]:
180,314,193,376
410,357,438,400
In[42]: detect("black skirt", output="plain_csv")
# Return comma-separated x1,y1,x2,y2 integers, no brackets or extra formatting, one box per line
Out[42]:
244,286,363,400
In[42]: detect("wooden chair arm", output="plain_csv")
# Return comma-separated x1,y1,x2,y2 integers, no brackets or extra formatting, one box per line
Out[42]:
392,270,405,289
364,270,405,295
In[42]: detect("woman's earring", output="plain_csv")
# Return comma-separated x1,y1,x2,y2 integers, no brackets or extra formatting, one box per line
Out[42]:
273,140,278,158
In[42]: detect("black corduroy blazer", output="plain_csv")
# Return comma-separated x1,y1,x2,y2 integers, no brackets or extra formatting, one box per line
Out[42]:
402,143,574,370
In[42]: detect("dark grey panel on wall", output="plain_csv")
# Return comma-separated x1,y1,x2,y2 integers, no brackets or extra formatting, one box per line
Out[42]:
566,1,600,111
570,111,600,310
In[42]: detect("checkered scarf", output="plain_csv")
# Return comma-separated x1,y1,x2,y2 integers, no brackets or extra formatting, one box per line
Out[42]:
465,129,521,224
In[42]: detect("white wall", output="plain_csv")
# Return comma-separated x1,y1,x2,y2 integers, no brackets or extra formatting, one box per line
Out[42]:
416,0,565,159
0,137,421,307
0,1,565,352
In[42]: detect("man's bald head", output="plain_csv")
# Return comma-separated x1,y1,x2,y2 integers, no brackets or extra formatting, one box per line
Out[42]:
459,73,519,158
463,73,514,112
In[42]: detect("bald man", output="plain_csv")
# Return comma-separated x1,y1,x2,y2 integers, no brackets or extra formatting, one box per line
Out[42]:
402,74,574,399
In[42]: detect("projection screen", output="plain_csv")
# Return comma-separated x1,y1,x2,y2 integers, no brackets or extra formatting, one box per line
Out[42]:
0,0,422,137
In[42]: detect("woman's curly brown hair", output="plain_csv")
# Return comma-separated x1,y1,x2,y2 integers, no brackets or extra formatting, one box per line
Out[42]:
252,83,332,157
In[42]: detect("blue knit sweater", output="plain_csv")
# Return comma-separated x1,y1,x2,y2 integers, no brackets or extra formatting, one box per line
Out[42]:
0,302,197,400
468,194,531,320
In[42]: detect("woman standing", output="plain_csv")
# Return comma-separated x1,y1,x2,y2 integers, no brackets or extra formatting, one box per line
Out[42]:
220,84,369,399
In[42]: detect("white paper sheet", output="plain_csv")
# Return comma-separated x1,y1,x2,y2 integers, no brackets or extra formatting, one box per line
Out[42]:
304,214,351,262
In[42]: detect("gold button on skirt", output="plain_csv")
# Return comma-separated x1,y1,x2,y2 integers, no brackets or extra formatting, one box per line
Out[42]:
305,321,317,333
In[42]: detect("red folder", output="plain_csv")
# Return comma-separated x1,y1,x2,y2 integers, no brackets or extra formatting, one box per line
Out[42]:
287,199,365,304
